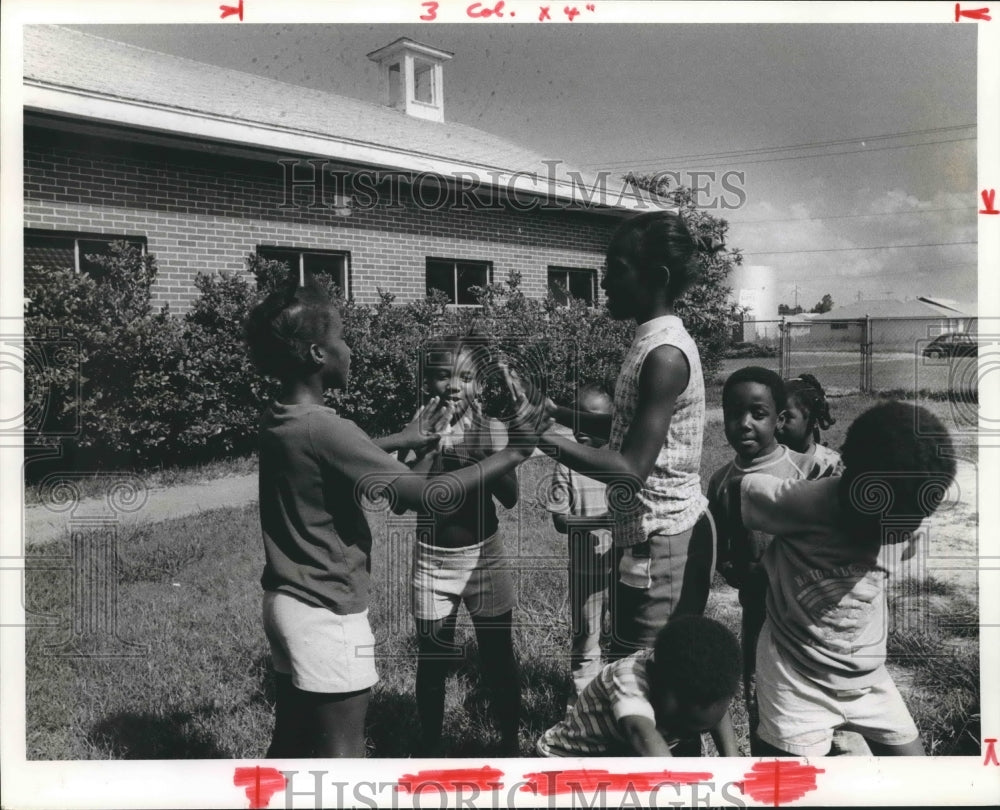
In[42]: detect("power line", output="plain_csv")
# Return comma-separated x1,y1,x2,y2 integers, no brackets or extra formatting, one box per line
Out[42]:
728,206,976,225
632,137,975,171
581,123,977,170
744,240,977,256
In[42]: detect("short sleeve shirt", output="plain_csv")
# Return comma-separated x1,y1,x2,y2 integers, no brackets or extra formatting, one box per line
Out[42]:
740,474,889,688
538,650,686,755
706,445,824,567
258,402,409,615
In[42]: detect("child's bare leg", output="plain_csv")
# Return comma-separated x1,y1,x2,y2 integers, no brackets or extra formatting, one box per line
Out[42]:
866,737,925,756
310,688,371,757
415,611,461,755
267,673,303,758
471,610,521,755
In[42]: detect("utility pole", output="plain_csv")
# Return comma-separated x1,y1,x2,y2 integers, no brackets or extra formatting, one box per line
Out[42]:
793,284,800,309
856,290,862,302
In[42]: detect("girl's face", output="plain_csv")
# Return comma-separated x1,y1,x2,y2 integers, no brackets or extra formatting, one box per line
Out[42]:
425,348,479,420
318,307,351,390
601,240,645,321
777,397,811,452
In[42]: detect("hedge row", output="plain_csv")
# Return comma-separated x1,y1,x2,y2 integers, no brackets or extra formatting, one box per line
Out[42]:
24,242,737,476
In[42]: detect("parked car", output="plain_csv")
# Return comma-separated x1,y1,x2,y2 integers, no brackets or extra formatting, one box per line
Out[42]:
922,332,978,358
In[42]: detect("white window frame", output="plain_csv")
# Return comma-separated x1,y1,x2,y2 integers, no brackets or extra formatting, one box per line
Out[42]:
425,257,492,307
547,265,598,307
257,246,352,296
24,229,147,275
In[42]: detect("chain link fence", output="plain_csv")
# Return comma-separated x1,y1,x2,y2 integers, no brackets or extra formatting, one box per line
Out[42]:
722,316,978,396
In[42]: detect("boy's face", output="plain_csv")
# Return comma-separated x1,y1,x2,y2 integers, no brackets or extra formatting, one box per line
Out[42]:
574,390,612,447
653,690,731,736
425,348,479,420
318,307,351,390
723,381,782,462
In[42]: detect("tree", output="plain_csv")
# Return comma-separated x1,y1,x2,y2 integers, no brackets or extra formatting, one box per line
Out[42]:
623,174,744,375
810,293,834,314
778,303,804,315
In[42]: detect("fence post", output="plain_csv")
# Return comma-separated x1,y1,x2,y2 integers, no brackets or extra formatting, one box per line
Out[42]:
860,315,873,393
778,317,788,377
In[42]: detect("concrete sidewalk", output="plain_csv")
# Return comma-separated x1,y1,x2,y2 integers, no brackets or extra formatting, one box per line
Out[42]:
23,473,258,546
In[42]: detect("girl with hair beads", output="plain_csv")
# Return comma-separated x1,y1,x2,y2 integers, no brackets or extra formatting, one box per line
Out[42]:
245,284,544,758
779,373,842,475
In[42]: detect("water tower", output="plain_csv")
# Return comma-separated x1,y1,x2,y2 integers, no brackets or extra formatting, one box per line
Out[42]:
730,264,777,341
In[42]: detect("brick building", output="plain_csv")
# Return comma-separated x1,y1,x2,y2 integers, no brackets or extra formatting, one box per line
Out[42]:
23,26,651,312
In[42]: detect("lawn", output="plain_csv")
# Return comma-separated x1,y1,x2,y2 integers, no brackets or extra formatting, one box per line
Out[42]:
24,394,979,759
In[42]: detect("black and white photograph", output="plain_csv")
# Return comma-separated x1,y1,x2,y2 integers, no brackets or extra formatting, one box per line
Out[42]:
2,1,998,807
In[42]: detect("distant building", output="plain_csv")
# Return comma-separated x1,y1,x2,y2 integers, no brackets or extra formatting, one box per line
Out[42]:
23,27,654,312
789,298,976,352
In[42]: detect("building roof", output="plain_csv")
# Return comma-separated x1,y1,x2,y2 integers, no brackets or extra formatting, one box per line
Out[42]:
23,25,651,212
811,298,973,319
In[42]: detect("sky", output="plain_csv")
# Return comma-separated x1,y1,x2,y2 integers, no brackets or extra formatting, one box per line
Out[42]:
67,21,979,311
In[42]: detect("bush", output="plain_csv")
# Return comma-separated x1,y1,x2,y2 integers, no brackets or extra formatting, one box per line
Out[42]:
724,341,778,359
25,243,190,471
25,241,738,474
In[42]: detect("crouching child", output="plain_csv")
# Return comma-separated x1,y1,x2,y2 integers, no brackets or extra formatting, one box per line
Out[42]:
536,615,740,757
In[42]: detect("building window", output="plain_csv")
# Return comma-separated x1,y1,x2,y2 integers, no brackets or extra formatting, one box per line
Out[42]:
413,59,435,104
426,258,491,306
257,246,351,295
830,322,849,331
547,266,597,306
24,230,146,285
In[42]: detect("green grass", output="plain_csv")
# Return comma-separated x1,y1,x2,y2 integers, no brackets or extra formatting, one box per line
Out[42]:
24,395,979,759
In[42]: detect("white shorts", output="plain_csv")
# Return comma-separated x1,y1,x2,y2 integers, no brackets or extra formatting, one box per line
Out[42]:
411,534,516,621
756,622,919,756
263,591,379,694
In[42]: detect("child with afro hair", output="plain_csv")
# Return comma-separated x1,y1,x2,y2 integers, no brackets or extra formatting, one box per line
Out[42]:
536,615,740,757
735,401,956,756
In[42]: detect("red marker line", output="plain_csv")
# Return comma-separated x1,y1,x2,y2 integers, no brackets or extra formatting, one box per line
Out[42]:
980,189,999,214
739,761,825,807
220,0,244,21
233,767,286,810
955,3,992,20
520,769,712,795
396,767,504,793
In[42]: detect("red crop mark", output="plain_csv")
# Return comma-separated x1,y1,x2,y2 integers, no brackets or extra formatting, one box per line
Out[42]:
538,5,551,20
233,767,286,809
955,3,992,20
984,738,999,765
738,761,824,806
980,189,999,214
396,767,504,793
520,769,713,796
219,0,244,20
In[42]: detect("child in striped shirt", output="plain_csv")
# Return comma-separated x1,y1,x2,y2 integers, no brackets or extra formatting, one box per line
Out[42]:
536,616,740,757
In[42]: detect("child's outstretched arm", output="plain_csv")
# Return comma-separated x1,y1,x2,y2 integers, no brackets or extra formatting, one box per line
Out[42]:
385,395,547,513
538,345,688,501
374,397,449,455
618,715,675,757
545,400,612,442
709,709,739,757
